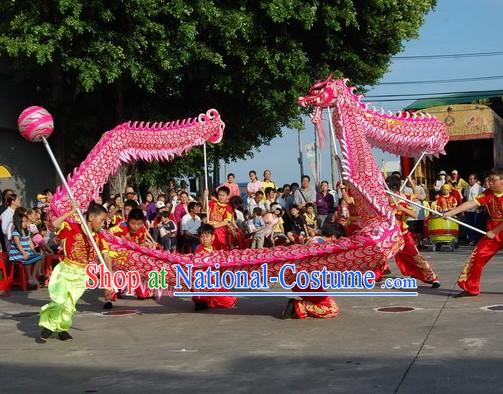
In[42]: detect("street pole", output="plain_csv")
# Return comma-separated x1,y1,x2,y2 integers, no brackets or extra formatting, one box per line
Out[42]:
297,129,304,178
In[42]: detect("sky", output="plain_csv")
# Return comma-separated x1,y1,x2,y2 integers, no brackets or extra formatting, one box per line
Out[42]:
221,0,503,186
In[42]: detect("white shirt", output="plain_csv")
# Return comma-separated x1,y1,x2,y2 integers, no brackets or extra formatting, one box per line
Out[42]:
463,183,484,212
180,213,201,235
248,199,266,214
0,207,14,235
434,178,446,192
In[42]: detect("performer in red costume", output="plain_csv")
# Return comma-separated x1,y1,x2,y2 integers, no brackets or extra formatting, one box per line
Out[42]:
444,168,503,297
207,186,235,250
386,177,440,288
192,224,237,310
107,208,156,306
282,224,343,319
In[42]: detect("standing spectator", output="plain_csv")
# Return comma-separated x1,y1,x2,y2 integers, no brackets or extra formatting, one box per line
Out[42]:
434,170,447,192
250,207,265,249
260,170,276,201
181,202,202,252
290,182,300,195
293,175,316,210
174,191,190,225
1,193,22,248
145,192,157,221
451,170,469,193
246,170,262,207
463,174,485,245
218,173,240,199
316,180,335,227
0,188,14,251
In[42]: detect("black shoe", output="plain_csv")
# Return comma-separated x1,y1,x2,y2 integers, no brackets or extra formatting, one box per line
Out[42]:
281,299,296,319
431,281,441,289
58,331,73,341
193,301,209,311
453,291,477,298
39,328,53,342
103,301,113,310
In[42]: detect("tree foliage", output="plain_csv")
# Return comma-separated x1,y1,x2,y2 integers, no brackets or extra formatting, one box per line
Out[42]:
0,0,436,187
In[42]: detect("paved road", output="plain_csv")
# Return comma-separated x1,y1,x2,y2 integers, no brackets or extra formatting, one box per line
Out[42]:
1,247,502,393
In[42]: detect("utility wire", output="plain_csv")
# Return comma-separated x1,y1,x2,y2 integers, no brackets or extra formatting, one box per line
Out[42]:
392,50,503,60
379,75,503,85
366,89,503,99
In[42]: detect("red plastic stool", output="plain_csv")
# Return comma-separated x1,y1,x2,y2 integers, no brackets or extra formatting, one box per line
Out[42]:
10,261,29,291
0,253,10,296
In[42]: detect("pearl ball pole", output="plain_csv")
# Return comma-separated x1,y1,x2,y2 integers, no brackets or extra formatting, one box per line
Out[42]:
18,107,116,291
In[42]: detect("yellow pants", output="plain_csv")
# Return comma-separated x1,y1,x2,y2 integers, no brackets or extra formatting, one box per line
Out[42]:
39,261,88,332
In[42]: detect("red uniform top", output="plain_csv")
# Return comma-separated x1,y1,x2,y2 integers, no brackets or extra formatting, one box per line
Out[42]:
110,221,147,244
436,195,458,212
208,200,234,225
475,190,503,232
56,220,109,266
195,244,213,254
451,189,463,205
390,201,411,233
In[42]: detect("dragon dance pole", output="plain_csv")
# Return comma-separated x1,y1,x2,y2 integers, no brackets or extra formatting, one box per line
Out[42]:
41,137,117,291
399,150,427,192
384,189,487,236
327,106,342,181
203,142,209,192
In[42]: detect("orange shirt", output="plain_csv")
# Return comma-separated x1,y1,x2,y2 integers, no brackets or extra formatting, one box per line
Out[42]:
56,220,109,266
208,200,234,225
110,222,147,244
475,190,503,231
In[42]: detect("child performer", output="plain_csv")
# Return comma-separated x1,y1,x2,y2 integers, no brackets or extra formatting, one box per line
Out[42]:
207,186,235,250
108,208,156,305
282,224,344,319
386,177,440,288
192,224,237,311
39,202,110,342
444,168,503,297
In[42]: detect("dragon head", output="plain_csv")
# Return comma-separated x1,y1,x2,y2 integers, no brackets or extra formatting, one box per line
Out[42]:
298,75,344,108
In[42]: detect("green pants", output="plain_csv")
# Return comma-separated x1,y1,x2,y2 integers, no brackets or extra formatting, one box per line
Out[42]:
39,261,88,332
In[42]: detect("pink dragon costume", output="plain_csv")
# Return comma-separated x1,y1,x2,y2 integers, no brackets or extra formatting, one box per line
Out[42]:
44,77,447,297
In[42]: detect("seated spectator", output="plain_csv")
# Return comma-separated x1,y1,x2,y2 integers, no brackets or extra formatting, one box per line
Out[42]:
304,202,318,237
248,191,266,213
264,187,277,212
287,205,308,244
8,213,43,289
152,211,177,252
181,201,202,253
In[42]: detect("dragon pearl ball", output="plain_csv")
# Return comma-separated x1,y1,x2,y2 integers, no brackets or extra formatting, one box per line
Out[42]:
18,106,54,142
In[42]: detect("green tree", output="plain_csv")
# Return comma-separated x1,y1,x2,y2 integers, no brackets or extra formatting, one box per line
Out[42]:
0,0,436,188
